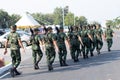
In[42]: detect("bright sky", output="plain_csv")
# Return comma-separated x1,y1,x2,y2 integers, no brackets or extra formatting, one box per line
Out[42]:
0,0,120,26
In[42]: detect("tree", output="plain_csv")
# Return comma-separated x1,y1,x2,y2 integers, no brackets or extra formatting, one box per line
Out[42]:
64,12,74,26
105,20,114,28
0,9,10,28
53,7,63,25
75,16,88,27
9,14,21,27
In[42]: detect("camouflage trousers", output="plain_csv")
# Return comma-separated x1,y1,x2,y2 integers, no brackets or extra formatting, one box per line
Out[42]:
96,38,103,51
32,49,43,65
70,44,80,61
58,45,67,65
11,49,21,68
106,38,113,50
45,47,56,66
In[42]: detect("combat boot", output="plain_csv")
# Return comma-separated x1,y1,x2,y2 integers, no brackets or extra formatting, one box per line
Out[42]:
34,64,39,70
108,48,111,52
97,49,100,55
60,61,64,66
14,68,21,75
48,65,53,71
90,52,94,57
63,61,68,66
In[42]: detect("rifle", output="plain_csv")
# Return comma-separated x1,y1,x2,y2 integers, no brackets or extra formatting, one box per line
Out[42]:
43,26,48,34
55,26,60,34
29,27,34,36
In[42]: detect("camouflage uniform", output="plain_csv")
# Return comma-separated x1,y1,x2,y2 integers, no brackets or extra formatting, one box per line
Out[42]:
43,27,56,71
7,32,21,69
68,29,80,62
30,30,43,70
80,28,91,59
104,26,114,51
57,27,68,66
6,25,22,77
87,27,96,56
95,26,103,54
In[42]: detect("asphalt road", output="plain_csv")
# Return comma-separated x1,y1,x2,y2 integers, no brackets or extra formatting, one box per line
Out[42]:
1,30,120,80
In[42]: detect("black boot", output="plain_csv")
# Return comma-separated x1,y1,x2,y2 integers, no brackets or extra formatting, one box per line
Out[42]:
10,68,15,77
63,61,68,66
60,61,64,67
34,64,39,70
108,48,111,52
14,68,21,75
48,65,53,71
90,52,94,57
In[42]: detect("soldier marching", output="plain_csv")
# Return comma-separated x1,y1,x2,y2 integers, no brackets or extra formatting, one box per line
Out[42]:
3,24,115,77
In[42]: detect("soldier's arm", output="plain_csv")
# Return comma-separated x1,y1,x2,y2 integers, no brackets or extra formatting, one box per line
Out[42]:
17,34,25,52
88,33,93,41
18,39,24,50
4,40,9,55
78,35,83,46
52,34,59,52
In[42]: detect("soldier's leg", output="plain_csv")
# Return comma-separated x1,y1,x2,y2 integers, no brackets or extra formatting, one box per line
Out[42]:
15,49,21,68
75,45,80,62
96,39,100,54
85,41,91,58
107,39,113,51
70,45,75,60
62,47,68,66
10,50,16,77
32,50,37,69
35,49,43,69
90,40,94,57
46,47,56,71
58,48,63,66
99,39,103,50
46,48,52,71
72,46,76,62
10,49,21,77
81,44,86,59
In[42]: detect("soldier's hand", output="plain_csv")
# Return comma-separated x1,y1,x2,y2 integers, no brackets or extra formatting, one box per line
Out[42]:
4,50,7,55
22,48,25,53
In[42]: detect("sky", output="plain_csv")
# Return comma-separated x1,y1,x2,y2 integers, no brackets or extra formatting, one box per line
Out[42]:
0,0,120,26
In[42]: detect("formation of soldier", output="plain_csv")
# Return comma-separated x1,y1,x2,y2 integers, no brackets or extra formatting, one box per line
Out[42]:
3,24,114,77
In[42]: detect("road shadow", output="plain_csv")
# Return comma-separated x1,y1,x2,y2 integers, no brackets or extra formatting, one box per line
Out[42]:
2,50,120,79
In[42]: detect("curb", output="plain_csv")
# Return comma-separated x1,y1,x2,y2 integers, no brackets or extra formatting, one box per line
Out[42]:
0,62,12,77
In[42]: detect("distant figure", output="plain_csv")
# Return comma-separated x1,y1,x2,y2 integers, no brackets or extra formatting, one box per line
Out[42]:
4,25,25,77
104,25,114,52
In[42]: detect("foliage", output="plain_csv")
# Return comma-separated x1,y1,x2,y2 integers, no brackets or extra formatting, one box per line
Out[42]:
64,12,74,26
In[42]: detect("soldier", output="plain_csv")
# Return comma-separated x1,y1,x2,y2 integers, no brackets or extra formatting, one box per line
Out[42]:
43,27,59,71
56,26,69,66
95,24,103,54
104,25,114,52
87,24,96,56
30,28,43,70
4,25,25,77
80,25,91,59
68,26,82,62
